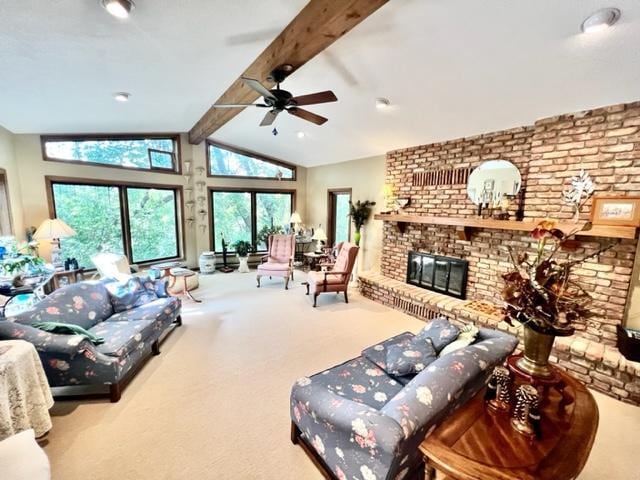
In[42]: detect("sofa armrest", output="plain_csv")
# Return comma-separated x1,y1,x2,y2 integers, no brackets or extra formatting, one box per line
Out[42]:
0,321,97,358
291,378,404,457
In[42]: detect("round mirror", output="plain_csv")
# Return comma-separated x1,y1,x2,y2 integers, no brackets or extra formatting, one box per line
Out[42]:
467,159,521,205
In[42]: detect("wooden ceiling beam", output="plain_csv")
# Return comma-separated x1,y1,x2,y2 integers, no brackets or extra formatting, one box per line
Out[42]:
188,0,389,145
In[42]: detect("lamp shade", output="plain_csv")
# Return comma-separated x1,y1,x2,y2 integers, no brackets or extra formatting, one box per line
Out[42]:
289,212,302,224
33,218,76,240
312,227,327,242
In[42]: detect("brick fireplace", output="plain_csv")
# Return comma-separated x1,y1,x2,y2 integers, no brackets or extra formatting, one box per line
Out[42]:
359,101,640,404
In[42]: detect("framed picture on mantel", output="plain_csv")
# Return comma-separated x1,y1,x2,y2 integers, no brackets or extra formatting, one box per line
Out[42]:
591,195,640,227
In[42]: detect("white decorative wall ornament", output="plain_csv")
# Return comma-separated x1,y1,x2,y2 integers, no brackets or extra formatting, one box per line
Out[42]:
563,169,595,222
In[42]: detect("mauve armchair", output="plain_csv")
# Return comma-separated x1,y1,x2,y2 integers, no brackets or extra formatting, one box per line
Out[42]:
256,234,296,290
306,242,359,307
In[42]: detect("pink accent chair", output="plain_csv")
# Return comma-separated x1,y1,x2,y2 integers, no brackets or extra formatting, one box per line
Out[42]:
256,234,296,290
306,242,359,307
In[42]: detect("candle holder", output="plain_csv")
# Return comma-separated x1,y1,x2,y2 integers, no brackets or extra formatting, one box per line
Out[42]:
486,366,511,412
511,384,540,437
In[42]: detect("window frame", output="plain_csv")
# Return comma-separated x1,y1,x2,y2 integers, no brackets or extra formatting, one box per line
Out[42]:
206,140,297,181
327,188,352,246
46,176,185,268
208,187,296,254
41,134,182,175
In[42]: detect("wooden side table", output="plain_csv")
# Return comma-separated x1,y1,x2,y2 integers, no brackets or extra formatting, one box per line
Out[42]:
419,366,598,480
52,268,84,290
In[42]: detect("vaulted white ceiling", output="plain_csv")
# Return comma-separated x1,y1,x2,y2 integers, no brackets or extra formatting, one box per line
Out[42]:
1,0,640,166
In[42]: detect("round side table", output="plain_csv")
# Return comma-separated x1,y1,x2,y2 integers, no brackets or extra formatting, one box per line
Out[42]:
0,340,54,441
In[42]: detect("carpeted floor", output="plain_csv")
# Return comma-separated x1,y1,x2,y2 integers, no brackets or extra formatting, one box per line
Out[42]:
43,272,640,480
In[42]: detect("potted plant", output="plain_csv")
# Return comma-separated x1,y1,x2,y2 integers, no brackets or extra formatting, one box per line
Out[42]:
233,240,254,273
1,255,45,287
502,219,614,377
349,200,376,247
257,225,283,250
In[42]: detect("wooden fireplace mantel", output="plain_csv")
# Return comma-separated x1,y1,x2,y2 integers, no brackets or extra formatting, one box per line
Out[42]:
373,213,638,240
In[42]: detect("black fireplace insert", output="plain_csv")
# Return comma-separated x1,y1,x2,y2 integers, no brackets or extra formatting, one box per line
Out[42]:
406,251,468,299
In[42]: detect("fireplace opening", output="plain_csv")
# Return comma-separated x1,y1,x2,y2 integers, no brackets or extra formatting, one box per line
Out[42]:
407,251,468,299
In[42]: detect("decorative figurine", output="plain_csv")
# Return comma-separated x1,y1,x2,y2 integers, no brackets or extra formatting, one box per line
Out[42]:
563,169,595,222
511,384,540,437
487,366,511,412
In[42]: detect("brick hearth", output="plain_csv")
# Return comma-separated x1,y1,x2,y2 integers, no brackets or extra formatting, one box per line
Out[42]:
359,101,640,405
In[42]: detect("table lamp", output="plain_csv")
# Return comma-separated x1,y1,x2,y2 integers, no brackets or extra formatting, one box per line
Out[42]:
289,212,302,234
33,218,76,268
312,226,327,253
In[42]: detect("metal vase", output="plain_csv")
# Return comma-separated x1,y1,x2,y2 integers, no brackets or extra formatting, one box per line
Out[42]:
517,326,556,378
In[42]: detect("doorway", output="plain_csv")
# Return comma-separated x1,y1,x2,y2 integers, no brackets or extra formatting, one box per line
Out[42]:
0,170,12,236
327,188,351,247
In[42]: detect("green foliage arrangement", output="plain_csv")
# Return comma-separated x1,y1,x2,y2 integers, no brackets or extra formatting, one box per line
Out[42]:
349,200,377,231
257,225,284,249
232,240,254,258
1,255,45,276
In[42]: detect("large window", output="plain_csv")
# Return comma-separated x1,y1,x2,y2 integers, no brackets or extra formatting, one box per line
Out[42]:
211,189,294,253
42,135,180,173
49,178,182,268
207,141,295,180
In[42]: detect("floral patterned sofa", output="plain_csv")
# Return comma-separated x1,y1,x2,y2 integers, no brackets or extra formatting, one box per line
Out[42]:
290,323,517,480
0,277,181,402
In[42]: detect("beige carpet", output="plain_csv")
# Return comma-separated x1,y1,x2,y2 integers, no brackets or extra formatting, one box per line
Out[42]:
42,272,640,480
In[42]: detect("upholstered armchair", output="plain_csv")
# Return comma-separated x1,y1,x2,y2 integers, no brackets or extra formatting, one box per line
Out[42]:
306,242,358,307
256,234,296,290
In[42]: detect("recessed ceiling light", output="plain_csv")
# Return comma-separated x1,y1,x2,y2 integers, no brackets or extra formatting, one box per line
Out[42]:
101,0,135,19
296,131,306,139
113,92,131,102
581,8,620,34
375,97,391,110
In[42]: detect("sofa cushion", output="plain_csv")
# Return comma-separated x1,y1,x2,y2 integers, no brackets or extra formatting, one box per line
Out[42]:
386,337,437,376
416,317,460,352
105,297,179,330
90,320,156,357
14,282,113,330
310,356,404,409
105,276,158,313
361,331,416,385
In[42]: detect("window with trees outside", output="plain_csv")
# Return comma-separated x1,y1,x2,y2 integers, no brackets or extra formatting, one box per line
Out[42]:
50,180,181,268
42,135,180,173
211,189,293,253
207,141,295,180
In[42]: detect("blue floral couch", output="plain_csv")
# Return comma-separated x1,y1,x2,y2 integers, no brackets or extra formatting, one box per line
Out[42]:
0,277,181,402
290,324,517,480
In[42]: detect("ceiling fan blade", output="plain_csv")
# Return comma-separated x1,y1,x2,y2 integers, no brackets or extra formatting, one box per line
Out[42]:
287,107,328,125
260,110,280,126
213,103,269,108
291,91,338,106
241,77,276,101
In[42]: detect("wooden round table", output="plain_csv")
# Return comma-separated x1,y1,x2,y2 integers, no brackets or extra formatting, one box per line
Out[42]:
419,365,598,480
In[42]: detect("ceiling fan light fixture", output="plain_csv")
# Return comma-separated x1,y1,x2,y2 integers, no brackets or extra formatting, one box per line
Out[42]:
581,8,620,34
296,131,306,139
101,0,135,19
375,97,391,110
113,92,131,102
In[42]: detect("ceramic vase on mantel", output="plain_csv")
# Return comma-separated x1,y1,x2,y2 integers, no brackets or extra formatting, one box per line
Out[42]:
517,326,557,378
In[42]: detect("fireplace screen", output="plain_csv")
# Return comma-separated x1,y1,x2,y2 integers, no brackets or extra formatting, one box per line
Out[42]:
407,251,468,299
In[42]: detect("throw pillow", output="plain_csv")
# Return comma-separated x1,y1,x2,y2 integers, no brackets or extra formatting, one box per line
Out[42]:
385,337,438,376
105,276,158,313
32,321,105,345
439,324,480,357
416,317,460,352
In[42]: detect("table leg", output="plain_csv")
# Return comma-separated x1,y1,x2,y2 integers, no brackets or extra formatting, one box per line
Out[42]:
424,463,437,480
183,276,201,303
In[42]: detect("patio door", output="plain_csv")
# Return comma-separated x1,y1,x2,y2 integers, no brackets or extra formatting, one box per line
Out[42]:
327,188,351,247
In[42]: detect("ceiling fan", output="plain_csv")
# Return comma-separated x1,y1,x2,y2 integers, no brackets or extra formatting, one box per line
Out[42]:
211,64,338,127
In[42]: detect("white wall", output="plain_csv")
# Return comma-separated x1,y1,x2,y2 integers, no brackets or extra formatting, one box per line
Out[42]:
305,155,385,272
0,126,25,238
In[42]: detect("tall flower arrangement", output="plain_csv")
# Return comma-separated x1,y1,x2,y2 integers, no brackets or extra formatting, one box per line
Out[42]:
349,200,376,246
502,220,614,336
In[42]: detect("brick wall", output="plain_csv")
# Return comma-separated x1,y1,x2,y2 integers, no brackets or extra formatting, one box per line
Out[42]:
380,102,640,345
